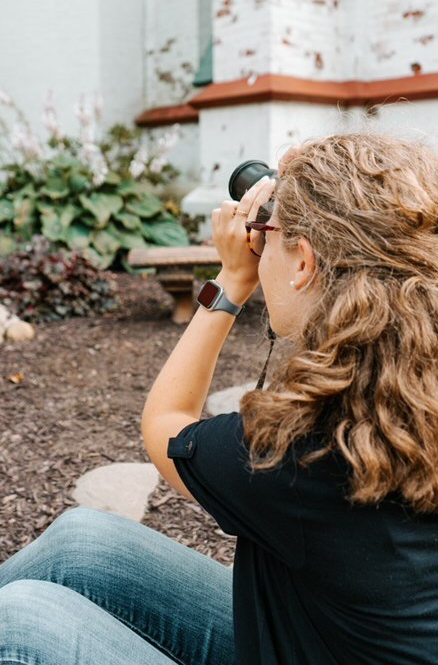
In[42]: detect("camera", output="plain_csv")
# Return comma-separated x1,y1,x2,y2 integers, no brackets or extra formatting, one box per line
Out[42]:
228,160,278,223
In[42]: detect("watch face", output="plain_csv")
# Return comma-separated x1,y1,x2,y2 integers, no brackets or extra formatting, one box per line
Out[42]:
198,281,220,308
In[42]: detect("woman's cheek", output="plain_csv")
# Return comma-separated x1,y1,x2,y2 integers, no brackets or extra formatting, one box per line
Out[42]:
258,250,269,287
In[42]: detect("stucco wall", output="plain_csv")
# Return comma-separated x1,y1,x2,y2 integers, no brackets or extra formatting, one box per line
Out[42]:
144,0,200,108
213,0,438,82
0,0,144,137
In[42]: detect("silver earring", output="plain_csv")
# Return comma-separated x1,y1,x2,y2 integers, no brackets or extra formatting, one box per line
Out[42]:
289,280,296,288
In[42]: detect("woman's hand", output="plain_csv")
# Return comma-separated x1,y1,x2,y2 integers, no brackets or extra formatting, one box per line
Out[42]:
211,175,276,301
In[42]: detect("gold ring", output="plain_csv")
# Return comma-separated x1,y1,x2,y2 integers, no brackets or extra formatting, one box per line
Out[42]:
233,209,248,217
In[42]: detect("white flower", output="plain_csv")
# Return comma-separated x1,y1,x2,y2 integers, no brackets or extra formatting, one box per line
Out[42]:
129,160,146,179
82,142,98,161
94,93,104,121
74,95,93,127
42,90,62,140
129,144,149,179
83,123,96,144
11,123,43,160
93,162,108,187
149,156,168,174
135,145,148,163
158,125,180,153
0,90,12,106
80,141,108,186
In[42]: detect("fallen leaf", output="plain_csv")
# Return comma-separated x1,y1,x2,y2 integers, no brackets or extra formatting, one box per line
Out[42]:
8,372,25,384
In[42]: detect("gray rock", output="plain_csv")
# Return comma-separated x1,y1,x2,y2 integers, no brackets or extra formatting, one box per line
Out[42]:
72,462,160,522
206,382,257,416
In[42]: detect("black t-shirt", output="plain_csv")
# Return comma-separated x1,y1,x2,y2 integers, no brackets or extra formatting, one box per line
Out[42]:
167,412,438,664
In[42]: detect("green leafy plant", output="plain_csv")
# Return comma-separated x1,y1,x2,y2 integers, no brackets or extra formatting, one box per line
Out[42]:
0,235,118,322
0,91,189,269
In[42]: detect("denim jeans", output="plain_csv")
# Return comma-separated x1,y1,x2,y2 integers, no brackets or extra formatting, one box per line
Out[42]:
0,507,235,664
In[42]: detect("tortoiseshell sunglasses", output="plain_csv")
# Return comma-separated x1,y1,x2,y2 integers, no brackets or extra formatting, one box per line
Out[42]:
245,221,281,257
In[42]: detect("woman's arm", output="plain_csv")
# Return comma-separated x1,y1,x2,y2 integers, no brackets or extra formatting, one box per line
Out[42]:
141,177,276,500
141,271,255,499
142,269,253,424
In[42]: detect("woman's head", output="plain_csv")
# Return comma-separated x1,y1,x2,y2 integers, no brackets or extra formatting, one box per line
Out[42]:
242,133,438,513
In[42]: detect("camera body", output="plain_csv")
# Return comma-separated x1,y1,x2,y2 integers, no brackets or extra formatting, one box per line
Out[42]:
228,160,278,223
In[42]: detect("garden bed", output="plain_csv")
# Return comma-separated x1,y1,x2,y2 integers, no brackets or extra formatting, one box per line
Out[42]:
0,273,282,567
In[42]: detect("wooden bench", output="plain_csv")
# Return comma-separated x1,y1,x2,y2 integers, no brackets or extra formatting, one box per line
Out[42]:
127,246,221,324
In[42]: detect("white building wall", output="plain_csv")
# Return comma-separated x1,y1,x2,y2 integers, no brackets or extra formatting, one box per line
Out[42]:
363,0,438,80
199,103,272,189
185,0,438,225
0,0,144,137
98,0,145,128
213,0,438,83
213,0,272,82
144,0,200,108
270,0,345,80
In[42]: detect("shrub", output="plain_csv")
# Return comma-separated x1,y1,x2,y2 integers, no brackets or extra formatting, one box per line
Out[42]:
0,91,189,269
0,235,118,322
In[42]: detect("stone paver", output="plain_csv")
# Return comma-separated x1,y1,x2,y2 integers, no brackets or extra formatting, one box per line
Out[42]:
206,382,257,416
72,462,159,522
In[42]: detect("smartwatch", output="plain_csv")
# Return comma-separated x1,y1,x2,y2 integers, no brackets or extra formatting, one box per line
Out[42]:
196,279,244,317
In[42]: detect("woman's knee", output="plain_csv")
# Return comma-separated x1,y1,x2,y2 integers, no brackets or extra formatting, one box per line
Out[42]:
43,507,119,553
0,579,61,638
0,579,97,664
41,507,167,579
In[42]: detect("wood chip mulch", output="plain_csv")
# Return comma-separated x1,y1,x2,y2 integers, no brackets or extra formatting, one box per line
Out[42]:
0,273,283,568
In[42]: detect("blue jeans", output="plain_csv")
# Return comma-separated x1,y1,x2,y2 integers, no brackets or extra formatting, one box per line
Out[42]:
0,507,235,664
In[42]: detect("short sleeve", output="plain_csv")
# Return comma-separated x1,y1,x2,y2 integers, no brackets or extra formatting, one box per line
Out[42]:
167,411,305,566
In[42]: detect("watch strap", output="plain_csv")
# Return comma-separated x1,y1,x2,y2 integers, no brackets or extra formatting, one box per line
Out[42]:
214,288,244,316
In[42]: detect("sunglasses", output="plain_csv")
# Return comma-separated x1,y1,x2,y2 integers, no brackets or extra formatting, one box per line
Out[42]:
245,221,281,257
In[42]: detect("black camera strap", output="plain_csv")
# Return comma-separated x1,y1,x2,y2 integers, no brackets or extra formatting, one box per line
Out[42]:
255,326,276,390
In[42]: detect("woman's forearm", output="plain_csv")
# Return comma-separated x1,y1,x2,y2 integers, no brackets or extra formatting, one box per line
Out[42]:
142,270,257,422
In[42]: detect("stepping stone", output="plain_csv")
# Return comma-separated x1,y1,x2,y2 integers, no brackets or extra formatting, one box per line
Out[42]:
72,462,159,522
206,382,257,416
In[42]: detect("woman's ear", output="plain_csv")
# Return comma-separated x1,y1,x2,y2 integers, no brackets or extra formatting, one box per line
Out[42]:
293,238,316,291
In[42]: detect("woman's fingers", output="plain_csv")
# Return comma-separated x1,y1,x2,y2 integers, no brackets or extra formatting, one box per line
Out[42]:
237,175,271,213
246,178,276,221
212,175,275,241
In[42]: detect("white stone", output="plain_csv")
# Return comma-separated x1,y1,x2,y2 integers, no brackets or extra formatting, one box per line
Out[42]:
4,320,35,342
72,462,160,522
206,382,257,417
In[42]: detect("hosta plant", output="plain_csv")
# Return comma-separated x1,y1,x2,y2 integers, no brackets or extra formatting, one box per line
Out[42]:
0,91,189,269
0,235,118,322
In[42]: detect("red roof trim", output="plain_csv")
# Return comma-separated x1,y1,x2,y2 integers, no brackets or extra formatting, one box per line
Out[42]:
136,104,199,127
135,73,438,127
189,72,438,108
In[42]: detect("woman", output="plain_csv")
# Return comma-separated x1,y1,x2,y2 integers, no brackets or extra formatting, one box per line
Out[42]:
1,133,438,664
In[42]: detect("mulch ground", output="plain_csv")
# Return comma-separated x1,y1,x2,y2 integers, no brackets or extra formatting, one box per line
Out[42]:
0,273,283,567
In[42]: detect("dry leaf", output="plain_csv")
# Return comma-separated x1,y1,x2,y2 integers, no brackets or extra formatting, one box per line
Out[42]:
8,371,25,384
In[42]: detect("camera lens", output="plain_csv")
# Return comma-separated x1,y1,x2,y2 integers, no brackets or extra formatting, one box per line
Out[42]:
228,160,278,200
228,160,278,223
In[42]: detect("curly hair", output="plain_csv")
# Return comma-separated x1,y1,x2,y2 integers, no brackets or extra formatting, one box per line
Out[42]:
240,133,438,513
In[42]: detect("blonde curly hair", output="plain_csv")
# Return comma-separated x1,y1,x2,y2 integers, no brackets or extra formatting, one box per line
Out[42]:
240,133,438,513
